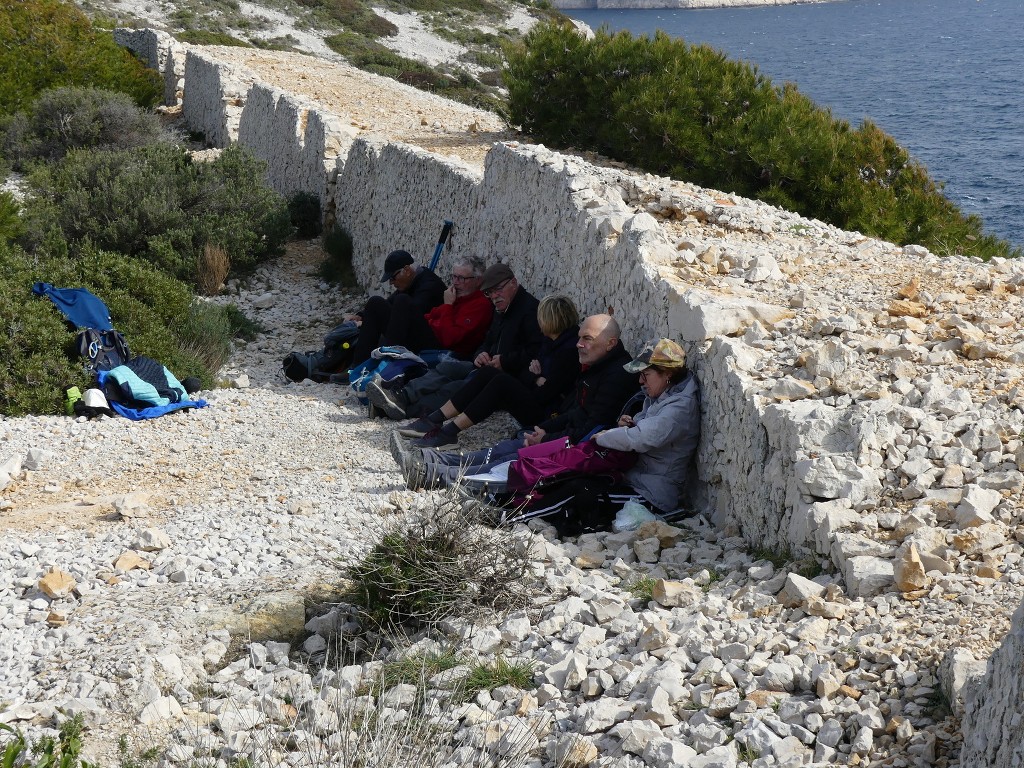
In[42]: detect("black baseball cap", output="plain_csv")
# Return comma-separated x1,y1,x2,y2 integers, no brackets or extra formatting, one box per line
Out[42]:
380,250,415,282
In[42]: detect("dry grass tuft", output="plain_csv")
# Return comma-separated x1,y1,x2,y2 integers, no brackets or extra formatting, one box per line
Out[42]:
196,243,230,296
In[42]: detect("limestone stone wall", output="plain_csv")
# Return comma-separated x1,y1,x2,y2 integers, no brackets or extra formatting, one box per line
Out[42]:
112,28,185,106
960,601,1024,767
182,50,252,148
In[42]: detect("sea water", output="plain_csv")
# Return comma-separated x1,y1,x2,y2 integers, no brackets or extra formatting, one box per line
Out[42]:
566,0,1024,250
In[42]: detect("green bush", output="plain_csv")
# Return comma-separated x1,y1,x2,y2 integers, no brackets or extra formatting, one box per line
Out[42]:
320,225,358,287
0,191,23,244
288,191,323,238
1,716,96,768
325,33,504,111
0,0,161,117
297,0,397,37
0,243,229,416
22,143,294,284
1,86,163,169
503,23,1019,260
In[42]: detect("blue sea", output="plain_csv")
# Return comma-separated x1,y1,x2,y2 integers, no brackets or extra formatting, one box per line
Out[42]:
565,0,1024,250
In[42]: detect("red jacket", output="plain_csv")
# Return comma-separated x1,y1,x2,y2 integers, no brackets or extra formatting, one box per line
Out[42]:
425,290,493,359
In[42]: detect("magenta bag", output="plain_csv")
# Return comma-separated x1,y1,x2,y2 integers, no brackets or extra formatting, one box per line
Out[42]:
507,440,637,495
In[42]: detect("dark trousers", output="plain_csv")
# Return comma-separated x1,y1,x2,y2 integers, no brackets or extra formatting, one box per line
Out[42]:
450,367,546,428
507,476,653,536
351,294,439,364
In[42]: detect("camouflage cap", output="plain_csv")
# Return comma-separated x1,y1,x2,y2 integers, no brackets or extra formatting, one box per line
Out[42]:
623,338,687,373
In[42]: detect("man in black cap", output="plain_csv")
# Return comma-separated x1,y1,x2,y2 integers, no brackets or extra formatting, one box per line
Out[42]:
368,262,543,419
344,249,447,372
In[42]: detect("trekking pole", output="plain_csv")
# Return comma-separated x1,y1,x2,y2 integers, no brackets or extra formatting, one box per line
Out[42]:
428,220,455,272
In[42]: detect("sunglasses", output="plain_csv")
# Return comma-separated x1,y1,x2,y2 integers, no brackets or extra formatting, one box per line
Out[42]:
452,273,476,282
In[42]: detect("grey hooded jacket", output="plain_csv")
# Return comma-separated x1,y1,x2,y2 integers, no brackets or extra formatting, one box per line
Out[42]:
593,372,701,511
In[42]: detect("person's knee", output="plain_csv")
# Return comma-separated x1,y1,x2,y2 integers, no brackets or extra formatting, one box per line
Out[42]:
364,295,388,313
390,293,414,309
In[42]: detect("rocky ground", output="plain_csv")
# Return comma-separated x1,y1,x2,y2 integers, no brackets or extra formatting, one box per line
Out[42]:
5,7,1024,768
3,226,1022,768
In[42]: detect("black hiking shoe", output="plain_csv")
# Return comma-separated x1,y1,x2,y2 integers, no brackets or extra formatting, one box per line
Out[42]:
367,376,407,420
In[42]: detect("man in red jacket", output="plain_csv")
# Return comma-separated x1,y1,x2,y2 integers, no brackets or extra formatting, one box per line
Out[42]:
423,255,492,359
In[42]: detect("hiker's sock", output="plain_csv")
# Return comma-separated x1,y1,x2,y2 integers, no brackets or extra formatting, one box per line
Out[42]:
425,409,446,426
439,421,462,439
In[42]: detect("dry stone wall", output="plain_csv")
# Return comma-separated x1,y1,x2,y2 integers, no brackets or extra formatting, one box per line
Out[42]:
112,28,185,106
960,602,1024,767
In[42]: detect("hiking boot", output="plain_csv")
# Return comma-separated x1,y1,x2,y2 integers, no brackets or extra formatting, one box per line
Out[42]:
412,427,458,450
367,376,407,420
397,416,437,438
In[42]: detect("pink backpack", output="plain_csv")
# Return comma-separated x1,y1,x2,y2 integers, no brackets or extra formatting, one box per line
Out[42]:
507,440,637,497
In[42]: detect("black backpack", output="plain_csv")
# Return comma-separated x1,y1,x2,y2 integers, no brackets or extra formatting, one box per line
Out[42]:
75,328,131,374
282,320,360,383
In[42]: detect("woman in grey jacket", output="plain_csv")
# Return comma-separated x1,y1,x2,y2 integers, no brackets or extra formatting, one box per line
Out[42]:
512,338,700,536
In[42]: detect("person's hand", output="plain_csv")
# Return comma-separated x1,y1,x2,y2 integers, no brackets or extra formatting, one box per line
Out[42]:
443,285,457,305
528,359,542,375
489,354,503,370
524,427,546,446
474,351,492,368
617,414,635,428
343,313,362,325
535,377,546,387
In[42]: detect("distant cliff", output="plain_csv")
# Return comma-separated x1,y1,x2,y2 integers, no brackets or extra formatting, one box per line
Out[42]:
553,0,826,8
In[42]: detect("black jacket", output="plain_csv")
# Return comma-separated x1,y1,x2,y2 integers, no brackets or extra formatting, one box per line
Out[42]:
539,340,638,443
395,267,446,315
522,325,581,415
477,286,543,376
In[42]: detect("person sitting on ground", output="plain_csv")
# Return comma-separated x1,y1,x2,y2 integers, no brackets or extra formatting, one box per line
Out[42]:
344,249,447,374
368,262,544,420
396,313,638,490
421,255,493,360
506,338,701,537
401,295,582,449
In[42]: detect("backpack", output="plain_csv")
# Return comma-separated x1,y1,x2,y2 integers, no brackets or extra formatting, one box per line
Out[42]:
506,440,637,503
282,320,360,382
75,328,130,374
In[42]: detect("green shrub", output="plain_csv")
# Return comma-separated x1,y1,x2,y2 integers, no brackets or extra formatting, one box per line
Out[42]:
0,0,161,117
503,23,1019,260
22,143,293,284
288,191,323,238
320,225,358,287
176,29,251,46
0,243,227,415
1,715,96,768
297,0,398,37
324,33,503,111
0,191,23,244
1,86,163,169
344,491,533,631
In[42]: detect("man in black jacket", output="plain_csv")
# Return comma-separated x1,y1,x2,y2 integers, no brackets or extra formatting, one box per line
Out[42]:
393,314,640,489
370,262,544,419
346,249,446,369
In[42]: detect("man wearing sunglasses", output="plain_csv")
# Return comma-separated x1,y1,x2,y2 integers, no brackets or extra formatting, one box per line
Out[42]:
344,249,447,371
